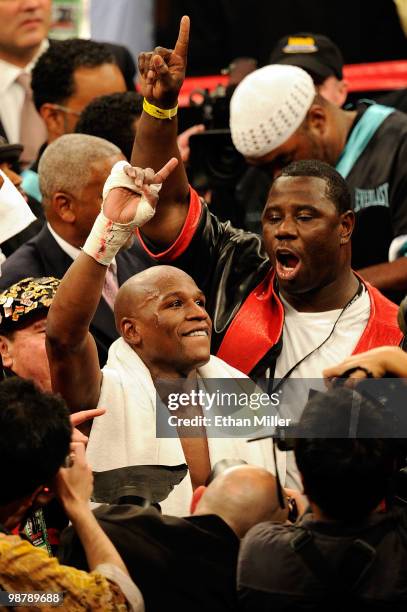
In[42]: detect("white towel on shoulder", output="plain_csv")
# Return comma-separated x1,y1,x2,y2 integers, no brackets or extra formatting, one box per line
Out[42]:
86,338,286,516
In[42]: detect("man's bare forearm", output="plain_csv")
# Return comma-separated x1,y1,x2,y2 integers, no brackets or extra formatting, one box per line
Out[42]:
47,253,106,347
131,113,190,246
131,113,186,195
67,503,128,574
131,17,191,246
67,503,144,610
46,253,105,411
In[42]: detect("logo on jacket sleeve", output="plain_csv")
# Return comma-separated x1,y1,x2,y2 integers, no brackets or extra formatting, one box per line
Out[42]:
354,182,389,213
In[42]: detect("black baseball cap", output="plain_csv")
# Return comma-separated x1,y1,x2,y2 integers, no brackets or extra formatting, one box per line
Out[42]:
269,33,344,82
0,136,23,165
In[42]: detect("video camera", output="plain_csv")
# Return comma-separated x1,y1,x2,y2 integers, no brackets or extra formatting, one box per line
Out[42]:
187,82,245,184
184,75,249,227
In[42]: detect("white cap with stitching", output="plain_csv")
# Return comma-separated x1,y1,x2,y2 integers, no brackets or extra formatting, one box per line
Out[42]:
230,64,316,158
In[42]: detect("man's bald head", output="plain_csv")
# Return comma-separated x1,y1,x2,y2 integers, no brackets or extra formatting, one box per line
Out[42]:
193,465,288,538
114,266,200,331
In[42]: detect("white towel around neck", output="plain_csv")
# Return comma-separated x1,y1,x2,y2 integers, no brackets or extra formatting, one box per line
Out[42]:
86,338,286,516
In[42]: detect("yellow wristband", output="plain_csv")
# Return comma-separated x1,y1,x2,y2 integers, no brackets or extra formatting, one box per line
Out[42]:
143,98,178,120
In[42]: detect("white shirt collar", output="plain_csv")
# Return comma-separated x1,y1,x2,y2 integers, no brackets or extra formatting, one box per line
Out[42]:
0,39,49,95
47,222,81,261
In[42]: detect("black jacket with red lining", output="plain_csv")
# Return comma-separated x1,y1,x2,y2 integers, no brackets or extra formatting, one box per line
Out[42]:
137,188,405,379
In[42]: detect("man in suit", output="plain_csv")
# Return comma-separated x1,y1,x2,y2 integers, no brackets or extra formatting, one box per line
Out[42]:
31,38,128,147
0,133,151,365
22,38,128,201
0,0,136,165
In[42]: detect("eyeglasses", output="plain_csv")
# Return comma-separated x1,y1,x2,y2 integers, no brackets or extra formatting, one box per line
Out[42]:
50,104,81,118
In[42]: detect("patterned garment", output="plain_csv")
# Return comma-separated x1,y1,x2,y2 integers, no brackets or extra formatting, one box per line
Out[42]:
0,534,129,611
0,276,60,331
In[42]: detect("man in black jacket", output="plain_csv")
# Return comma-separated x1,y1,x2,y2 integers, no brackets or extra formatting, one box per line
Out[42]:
238,386,407,611
61,464,287,612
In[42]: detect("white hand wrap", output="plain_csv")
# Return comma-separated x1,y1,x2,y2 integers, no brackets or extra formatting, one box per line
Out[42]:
83,161,162,266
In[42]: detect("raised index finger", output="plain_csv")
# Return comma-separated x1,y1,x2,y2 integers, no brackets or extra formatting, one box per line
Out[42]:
174,15,190,59
152,157,179,183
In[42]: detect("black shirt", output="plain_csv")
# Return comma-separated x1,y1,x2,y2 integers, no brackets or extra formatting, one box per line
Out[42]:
345,104,407,273
238,509,407,611
60,505,240,612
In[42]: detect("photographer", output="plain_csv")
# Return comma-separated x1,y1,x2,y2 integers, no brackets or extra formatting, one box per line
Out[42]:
0,377,143,611
238,386,407,611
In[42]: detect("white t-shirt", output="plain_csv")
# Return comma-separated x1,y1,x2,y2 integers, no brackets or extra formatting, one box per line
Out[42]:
275,287,370,380
274,287,371,489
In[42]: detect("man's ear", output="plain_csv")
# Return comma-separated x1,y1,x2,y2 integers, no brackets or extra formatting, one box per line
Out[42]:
335,79,348,107
190,485,206,514
317,77,348,108
51,191,76,223
39,103,65,139
306,103,328,137
339,210,355,244
121,318,141,346
0,335,13,369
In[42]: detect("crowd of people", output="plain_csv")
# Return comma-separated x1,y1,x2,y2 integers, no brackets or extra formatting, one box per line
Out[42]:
0,3,407,610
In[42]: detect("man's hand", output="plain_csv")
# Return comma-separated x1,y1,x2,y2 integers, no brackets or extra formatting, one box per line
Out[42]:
323,346,407,385
103,158,178,224
53,442,94,516
70,408,106,444
177,124,205,163
138,15,190,108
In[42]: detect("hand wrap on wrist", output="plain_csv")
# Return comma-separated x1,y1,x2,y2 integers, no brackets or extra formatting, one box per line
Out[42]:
83,161,161,266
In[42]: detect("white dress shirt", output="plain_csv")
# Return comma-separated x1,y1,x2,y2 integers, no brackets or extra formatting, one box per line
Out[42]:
0,39,49,143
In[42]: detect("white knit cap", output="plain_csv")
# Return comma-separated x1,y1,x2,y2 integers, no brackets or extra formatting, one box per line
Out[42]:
230,65,316,158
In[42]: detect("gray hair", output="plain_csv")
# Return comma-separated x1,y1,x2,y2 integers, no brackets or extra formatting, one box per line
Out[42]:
38,134,122,201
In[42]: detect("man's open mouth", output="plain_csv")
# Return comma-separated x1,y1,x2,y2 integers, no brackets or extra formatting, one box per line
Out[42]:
275,250,301,280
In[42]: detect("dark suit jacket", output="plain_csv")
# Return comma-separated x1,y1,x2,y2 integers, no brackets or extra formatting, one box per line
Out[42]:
0,225,153,365
60,505,240,612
